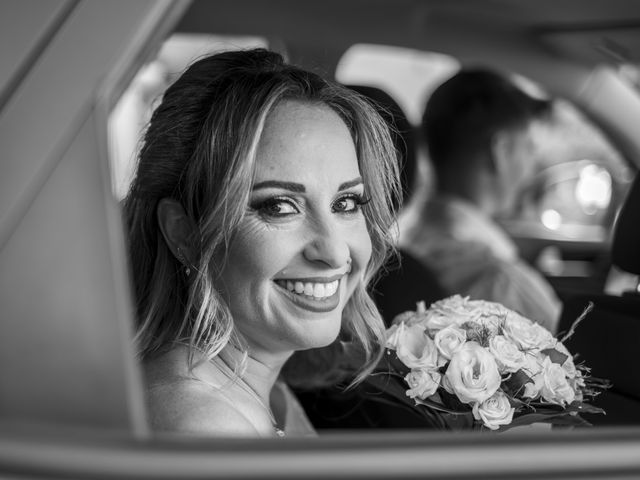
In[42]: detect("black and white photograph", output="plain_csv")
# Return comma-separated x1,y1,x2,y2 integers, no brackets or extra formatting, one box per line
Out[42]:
1,1,640,478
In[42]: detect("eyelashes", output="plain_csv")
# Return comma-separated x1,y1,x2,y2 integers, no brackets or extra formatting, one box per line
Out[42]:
250,192,370,219
331,193,370,214
252,196,299,218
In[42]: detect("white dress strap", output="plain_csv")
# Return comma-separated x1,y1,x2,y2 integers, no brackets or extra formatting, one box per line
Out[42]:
274,381,317,437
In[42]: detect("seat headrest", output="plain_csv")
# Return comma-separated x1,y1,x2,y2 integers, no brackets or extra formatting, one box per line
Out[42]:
612,173,640,275
345,84,416,208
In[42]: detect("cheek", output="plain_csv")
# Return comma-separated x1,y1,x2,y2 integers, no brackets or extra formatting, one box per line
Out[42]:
223,216,314,283
350,220,373,271
220,224,285,289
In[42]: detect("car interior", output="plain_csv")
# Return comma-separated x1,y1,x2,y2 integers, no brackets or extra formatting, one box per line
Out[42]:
2,0,640,478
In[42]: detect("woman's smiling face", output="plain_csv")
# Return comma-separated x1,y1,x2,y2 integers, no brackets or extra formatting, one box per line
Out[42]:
216,100,372,357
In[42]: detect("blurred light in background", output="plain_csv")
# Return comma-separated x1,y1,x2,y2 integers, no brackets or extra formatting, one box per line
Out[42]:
575,163,612,215
541,209,562,230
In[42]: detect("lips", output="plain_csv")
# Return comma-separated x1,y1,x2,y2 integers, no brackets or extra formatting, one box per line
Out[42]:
273,277,342,313
275,279,339,299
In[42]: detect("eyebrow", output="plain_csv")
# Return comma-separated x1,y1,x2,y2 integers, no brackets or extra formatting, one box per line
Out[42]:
251,177,363,193
338,177,364,191
252,180,305,192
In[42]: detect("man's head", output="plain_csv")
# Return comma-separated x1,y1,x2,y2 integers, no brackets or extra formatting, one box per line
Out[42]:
422,68,552,215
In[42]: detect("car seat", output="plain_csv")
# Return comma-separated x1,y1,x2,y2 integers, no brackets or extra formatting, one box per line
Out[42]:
346,84,417,208
557,172,640,426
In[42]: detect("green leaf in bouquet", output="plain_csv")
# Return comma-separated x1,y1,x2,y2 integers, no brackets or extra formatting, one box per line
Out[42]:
502,369,534,397
514,399,605,417
521,401,571,414
498,410,592,431
414,398,467,415
460,321,493,348
365,371,413,404
540,347,569,366
506,395,530,410
415,390,471,416
361,372,452,429
583,376,612,395
436,361,450,375
568,401,606,416
377,349,412,375
415,396,476,430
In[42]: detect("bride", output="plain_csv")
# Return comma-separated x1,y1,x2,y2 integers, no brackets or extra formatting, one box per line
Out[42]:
123,48,400,437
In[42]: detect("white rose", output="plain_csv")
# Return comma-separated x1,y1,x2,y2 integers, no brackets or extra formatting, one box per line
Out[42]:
522,352,544,377
424,311,460,332
390,323,438,369
569,371,586,402
522,383,539,399
573,369,586,388
488,335,526,373
553,341,577,378
385,322,404,350
468,298,509,320
445,342,501,404
426,295,510,334
434,325,467,360
540,357,576,406
503,313,555,351
424,295,476,332
562,357,577,379
391,309,430,328
520,352,545,399
463,298,509,333
405,368,441,400
472,390,515,430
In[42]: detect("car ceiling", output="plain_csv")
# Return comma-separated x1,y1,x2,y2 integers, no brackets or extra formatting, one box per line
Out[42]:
176,0,640,67
173,0,640,167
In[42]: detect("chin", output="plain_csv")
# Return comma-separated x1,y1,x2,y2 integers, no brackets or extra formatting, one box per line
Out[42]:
294,321,342,351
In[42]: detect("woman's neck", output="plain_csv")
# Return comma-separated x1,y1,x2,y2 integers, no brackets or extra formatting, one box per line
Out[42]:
216,345,291,402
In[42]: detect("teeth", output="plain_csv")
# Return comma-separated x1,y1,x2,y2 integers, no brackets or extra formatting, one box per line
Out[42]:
325,280,338,296
303,283,314,296
313,283,325,297
278,279,340,300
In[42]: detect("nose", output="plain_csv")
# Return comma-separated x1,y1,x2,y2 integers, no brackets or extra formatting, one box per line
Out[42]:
303,216,351,269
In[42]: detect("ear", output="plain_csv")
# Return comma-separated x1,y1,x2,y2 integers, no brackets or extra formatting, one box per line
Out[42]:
490,130,513,178
157,198,197,266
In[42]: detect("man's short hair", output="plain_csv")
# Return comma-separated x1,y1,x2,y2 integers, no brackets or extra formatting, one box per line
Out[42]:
422,68,552,175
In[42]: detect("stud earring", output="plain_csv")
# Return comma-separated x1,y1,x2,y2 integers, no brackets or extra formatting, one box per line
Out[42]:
176,247,191,277
346,258,352,274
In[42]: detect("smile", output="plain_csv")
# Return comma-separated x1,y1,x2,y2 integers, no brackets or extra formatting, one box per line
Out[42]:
275,279,339,299
273,278,342,313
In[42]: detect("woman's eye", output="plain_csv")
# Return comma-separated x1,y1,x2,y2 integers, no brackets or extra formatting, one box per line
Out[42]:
332,194,367,214
255,198,300,217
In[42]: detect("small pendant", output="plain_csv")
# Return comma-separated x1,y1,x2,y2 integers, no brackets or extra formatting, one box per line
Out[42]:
275,427,285,437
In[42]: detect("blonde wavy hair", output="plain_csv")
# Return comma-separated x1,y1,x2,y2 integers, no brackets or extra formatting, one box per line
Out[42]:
123,49,400,387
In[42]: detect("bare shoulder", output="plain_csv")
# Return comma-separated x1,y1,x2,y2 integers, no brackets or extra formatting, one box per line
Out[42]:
143,347,259,436
146,378,260,437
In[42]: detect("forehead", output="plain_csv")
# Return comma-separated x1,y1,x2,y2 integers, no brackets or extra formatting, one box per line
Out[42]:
253,100,360,183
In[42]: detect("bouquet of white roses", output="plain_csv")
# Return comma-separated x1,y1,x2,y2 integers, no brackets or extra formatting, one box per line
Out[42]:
369,295,607,431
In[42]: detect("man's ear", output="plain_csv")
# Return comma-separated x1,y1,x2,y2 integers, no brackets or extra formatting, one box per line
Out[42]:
490,130,512,178
157,198,197,265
